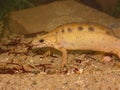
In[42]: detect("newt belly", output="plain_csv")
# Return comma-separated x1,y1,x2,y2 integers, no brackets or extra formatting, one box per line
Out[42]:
31,22,120,69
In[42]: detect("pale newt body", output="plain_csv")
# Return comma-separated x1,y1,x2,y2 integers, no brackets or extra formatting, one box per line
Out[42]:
32,22,120,68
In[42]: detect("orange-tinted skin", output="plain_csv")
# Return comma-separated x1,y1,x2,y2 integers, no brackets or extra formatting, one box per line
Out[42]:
32,22,120,69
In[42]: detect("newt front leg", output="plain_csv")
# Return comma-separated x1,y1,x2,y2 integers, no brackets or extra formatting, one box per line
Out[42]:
58,47,68,70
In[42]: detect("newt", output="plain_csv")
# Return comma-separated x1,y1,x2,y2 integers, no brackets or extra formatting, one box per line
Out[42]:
31,22,120,69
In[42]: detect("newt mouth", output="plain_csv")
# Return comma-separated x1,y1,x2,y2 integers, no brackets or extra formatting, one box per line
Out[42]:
31,43,40,47
32,44,41,48
31,43,45,48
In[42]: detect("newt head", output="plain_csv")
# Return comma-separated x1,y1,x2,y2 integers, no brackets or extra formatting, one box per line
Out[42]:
31,34,57,48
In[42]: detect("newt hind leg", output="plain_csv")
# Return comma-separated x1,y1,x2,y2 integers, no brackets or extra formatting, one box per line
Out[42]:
112,49,120,60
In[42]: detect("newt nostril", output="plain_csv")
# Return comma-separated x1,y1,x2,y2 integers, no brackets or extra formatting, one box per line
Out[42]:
39,39,44,43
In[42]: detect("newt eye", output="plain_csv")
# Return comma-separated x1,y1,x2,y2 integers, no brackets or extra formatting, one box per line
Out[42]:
39,39,44,43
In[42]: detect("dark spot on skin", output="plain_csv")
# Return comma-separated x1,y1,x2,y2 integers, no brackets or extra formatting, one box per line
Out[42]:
68,28,72,32
103,46,106,49
61,29,64,33
56,31,58,34
106,31,111,35
91,40,94,43
39,39,44,43
78,26,83,31
61,36,64,39
102,38,105,40
71,43,75,46
115,39,118,42
76,36,79,39
88,26,94,31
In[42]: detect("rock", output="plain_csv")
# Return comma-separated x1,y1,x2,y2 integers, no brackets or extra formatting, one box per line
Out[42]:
8,0,120,34
79,0,118,11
